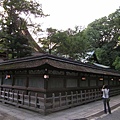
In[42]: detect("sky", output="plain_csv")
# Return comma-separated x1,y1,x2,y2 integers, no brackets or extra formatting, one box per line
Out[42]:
38,0,120,31
0,0,119,39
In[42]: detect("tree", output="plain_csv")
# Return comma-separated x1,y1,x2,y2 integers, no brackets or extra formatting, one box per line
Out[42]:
57,28,90,60
0,0,47,59
113,56,120,71
84,8,120,68
39,28,58,54
113,36,120,70
39,26,90,61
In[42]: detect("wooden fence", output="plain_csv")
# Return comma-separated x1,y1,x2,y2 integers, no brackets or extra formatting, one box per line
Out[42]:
0,87,120,115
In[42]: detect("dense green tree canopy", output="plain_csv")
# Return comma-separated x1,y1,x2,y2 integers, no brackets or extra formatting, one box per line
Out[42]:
84,8,120,69
39,27,90,60
0,0,46,59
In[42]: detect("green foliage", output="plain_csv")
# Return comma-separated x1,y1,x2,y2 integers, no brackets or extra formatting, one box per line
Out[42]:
39,28,58,54
113,56,120,71
39,27,90,60
8,33,31,59
84,16,108,49
0,0,46,59
84,8,120,68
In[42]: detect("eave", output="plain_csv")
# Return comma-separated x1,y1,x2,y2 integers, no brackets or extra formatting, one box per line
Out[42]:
0,54,120,76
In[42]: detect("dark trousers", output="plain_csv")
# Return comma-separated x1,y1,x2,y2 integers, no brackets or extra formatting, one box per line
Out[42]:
103,98,111,114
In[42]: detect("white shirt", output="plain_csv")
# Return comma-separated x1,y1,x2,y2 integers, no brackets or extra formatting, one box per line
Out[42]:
102,88,109,98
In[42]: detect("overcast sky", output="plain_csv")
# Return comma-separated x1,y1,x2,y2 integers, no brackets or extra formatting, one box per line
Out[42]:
38,0,120,30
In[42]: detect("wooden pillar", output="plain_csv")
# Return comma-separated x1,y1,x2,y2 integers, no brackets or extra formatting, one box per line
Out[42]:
25,70,29,88
78,72,80,87
108,76,110,86
1,71,4,85
102,75,104,85
96,74,99,87
63,70,66,89
88,73,90,87
0,72,3,91
12,71,15,86
26,70,29,94
44,77,48,90
44,68,49,90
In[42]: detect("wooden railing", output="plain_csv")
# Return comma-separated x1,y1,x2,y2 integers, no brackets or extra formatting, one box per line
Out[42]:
45,89,102,114
0,87,120,115
0,89,45,114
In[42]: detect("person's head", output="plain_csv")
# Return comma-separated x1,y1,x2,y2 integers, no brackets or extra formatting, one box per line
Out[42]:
104,85,108,89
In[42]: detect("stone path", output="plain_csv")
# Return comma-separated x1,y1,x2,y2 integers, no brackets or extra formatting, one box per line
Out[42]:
0,95,120,120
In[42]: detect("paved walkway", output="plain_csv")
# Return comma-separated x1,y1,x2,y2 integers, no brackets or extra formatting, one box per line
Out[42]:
97,106,120,120
0,95,120,120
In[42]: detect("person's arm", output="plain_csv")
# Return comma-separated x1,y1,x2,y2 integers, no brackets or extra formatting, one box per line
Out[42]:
102,85,105,91
102,85,105,89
